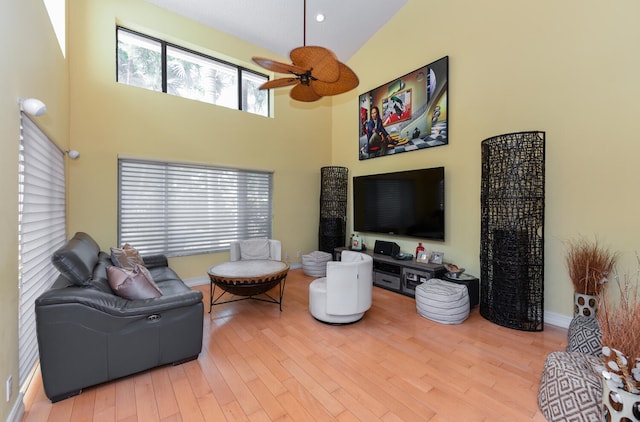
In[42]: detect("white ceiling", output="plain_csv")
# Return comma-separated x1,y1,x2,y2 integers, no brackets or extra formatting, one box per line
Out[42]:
142,0,408,62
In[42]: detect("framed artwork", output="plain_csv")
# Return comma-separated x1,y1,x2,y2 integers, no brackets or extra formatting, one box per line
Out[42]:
382,89,412,125
416,250,430,263
359,56,448,160
430,251,444,265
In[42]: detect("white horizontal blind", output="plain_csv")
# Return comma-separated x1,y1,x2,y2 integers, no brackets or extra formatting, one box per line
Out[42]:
18,113,66,387
118,158,273,256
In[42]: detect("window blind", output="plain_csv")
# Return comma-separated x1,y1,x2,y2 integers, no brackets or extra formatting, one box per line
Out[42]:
18,113,66,387
118,158,273,256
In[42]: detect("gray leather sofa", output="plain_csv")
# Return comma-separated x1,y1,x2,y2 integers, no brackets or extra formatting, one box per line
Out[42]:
35,232,204,402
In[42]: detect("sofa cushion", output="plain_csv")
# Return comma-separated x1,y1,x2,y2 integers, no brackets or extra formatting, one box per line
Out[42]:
107,264,163,300
89,252,114,293
110,243,145,269
148,265,182,284
239,239,271,260
51,232,101,286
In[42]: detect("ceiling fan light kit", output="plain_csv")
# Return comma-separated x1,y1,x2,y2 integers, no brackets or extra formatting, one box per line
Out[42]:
251,1,358,102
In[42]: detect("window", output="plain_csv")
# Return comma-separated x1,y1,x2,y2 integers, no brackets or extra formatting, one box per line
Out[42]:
116,29,162,91
18,114,66,389
118,158,273,256
44,0,65,57
116,27,269,117
242,70,269,116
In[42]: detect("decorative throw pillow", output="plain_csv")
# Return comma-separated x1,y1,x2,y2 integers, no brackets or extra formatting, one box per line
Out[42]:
110,243,144,269
107,264,163,300
239,239,271,260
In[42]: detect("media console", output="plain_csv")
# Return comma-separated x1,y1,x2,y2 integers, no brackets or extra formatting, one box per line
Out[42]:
333,247,446,298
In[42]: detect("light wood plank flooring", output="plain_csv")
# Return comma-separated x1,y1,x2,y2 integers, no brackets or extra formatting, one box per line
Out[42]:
22,268,566,421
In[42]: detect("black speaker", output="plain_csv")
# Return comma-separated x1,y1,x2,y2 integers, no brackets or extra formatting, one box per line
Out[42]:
374,240,400,256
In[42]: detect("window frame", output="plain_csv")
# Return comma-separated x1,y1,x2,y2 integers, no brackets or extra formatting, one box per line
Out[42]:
116,26,270,116
118,157,274,257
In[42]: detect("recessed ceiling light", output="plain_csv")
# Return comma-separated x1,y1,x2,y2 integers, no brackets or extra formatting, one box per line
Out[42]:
316,13,325,22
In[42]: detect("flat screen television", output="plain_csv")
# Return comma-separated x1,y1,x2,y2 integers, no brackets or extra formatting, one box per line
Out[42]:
353,167,445,240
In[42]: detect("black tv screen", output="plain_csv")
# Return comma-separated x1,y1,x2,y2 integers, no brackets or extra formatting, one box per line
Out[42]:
353,167,445,240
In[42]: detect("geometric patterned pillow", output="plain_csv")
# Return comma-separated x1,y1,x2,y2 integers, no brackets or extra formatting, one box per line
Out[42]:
538,351,603,421
566,315,602,357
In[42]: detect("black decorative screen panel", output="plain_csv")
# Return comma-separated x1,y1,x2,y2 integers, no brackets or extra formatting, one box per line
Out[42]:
319,167,348,253
480,131,545,331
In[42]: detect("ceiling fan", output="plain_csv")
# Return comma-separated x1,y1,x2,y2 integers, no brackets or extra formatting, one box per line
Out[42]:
251,0,359,102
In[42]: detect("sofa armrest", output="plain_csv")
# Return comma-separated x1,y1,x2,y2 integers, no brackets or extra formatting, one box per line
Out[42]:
142,254,169,269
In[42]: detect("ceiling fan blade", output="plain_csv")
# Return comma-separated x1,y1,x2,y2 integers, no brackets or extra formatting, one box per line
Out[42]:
259,78,299,90
252,57,307,75
290,46,340,83
310,62,359,96
290,84,322,102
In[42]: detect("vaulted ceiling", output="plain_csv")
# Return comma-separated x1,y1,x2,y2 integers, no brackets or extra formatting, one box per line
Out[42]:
143,0,408,62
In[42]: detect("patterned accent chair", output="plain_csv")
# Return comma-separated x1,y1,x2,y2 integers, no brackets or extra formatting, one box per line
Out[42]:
538,316,603,421
566,315,602,356
538,351,602,421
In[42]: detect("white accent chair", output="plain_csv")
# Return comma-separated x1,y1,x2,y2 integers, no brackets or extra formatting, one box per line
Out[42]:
230,239,282,261
308,250,373,324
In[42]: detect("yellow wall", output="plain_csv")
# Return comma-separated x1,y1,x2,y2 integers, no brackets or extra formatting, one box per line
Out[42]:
1,0,69,417
334,0,640,317
3,0,640,418
67,0,334,277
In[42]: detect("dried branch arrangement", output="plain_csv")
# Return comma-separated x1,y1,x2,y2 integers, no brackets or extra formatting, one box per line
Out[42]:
598,261,640,395
565,237,619,295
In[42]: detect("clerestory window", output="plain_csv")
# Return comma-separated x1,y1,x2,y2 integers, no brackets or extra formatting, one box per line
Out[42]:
116,27,269,117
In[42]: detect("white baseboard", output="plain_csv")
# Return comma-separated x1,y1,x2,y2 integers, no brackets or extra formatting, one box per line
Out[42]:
7,392,25,422
544,311,572,329
184,275,209,287
187,272,571,329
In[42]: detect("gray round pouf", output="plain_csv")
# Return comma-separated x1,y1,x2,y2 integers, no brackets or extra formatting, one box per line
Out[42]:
415,278,470,324
302,251,332,277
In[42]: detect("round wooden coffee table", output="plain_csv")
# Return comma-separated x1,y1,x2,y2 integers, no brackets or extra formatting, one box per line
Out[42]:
207,260,289,312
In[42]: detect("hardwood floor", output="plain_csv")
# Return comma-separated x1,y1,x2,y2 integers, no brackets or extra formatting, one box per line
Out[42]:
22,268,566,421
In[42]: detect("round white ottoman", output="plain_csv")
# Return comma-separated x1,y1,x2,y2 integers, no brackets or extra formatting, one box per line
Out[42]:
302,251,332,277
415,278,470,324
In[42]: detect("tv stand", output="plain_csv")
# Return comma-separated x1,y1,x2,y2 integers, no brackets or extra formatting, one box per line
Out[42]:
333,247,446,297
